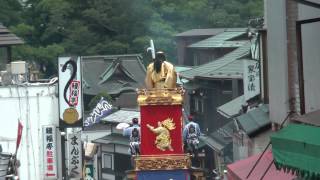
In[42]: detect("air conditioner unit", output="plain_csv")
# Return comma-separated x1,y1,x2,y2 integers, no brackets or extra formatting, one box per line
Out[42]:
11,61,27,74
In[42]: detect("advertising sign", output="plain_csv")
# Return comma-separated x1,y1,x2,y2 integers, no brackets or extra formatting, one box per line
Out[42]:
243,60,260,101
58,57,83,128
43,125,58,179
67,132,82,178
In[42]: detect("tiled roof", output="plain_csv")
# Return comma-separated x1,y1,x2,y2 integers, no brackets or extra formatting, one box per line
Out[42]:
236,104,270,135
0,24,24,45
92,133,129,146
101,109,140,124
175,28,247,37
175,28,226,37
200,120,236,152
217,95,246,118
202,58,246,79
180,42,251,79
82,54,146,95
190,40,248,48
188,31,247,48
176,66,192,84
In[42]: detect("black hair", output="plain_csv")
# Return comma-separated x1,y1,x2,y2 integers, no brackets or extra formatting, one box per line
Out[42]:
154,51,166,73
132,118,139,124
188,124,195,133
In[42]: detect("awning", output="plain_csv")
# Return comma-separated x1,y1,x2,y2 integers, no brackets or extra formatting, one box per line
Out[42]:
235,104,270,135
200,121,235,163
292,109,320,127
92,133,129,146
227,150,295,180
199,136,225,152
217,95,245,118
200,121,235,152
271,124,320,179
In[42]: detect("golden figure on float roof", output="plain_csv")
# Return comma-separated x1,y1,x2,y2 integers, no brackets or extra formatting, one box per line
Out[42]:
145,51,177,89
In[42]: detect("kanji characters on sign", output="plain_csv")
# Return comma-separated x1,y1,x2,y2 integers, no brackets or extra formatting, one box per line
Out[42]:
43,125,57,179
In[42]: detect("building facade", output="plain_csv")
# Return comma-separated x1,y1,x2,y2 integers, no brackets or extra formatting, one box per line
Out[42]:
82,54,146,109
0,84,61,180
265,0,320,125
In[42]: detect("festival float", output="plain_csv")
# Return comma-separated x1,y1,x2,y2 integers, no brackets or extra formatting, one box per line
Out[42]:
126,40,204,180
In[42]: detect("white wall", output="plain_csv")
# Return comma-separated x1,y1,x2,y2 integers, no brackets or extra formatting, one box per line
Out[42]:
298,3,320,113
0,84,59,180
266,0,289,124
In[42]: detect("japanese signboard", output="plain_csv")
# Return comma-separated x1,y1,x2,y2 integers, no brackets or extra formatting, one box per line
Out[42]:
243,60,260,101
67,132,82,179
58,57,83,128
43,125,58,179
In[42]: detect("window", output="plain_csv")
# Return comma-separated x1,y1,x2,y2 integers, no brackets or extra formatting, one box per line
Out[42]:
194,98,204,113
102,153,113,170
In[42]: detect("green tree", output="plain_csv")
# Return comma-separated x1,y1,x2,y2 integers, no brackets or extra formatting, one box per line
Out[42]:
88,92,113,110
4,0,263,77
0,0,22,26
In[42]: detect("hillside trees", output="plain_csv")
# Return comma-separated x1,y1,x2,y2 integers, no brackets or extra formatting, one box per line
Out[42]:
1,0,263,77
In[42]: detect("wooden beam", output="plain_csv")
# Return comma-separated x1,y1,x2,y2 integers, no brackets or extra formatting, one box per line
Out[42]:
294,0,320,9
297,17,320,25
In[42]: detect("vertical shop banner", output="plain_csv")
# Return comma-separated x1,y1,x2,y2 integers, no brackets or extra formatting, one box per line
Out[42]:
43,125,58,179
140,105,183,155
243,60,260,101
68,132,82,179
58,57,83,128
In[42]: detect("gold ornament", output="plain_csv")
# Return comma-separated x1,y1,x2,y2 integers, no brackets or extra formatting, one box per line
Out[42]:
137,88,184,106
147,118,176,151
134,154,191,171
63,107,79,124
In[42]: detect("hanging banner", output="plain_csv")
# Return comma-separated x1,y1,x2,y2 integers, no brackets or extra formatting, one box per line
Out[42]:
84,98,113,127
67,132,82,179
243,60,260,101
15,120,23,154
58,57,83,128
43,125,58,179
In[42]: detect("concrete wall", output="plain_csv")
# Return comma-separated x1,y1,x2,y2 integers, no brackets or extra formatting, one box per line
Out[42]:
0,84,59,180
266,0,289,124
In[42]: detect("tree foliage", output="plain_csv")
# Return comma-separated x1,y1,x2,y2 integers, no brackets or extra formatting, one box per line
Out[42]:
88,92,113,110
2,0,263,77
